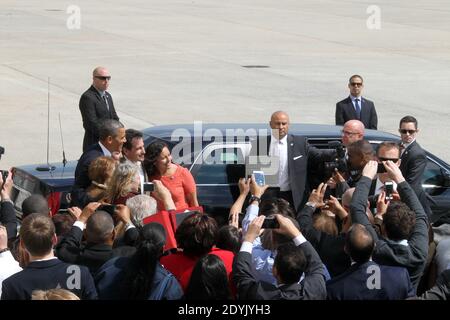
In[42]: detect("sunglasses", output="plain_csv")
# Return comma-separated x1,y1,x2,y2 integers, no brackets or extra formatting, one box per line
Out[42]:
95,76,111,81
378,157,399,163
341,130,359,136
350,82,363,87
399,129,416,134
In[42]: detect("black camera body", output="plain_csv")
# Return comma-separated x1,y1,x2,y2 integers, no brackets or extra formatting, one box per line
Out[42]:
262,215,280,229
324,141,348,175
142,182,155,193
0,170,8,182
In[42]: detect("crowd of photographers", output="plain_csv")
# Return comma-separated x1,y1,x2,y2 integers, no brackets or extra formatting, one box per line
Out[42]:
0,112,449,301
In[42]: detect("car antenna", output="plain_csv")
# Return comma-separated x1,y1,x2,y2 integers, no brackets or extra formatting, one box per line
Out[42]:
36,77,56,172
58,112,67,167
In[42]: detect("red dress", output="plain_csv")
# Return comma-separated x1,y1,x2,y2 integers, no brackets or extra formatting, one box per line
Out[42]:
160,247,235,293
149,164,197,211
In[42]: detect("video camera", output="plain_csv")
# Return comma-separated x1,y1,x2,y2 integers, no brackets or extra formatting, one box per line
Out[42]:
324,141,347,176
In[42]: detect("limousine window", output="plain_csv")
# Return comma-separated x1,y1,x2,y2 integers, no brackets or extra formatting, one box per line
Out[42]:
193,147,245,185
423,159,449,196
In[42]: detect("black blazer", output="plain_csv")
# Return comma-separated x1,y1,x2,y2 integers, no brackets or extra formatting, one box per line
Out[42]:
327,261,415,300
0,200,17,241
350,176,429,290
71,143,104,208
1,258,97,300
296,205,350,277
335,96,378,129
79,85,119,152
252,134,334,212
232,241,326,300
400,140,432,217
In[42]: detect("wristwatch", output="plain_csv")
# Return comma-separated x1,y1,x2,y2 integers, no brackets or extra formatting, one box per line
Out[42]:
305,202,316,209
249,195,261,205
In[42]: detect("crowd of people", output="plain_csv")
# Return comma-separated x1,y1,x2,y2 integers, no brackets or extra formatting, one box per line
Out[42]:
0,67,448,301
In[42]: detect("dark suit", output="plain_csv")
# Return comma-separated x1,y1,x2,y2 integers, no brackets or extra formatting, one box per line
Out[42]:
71,143,104,208
400,140,432,217
327,261,415,300
0,200,17,242
55,225,136,275
419,269,450,300
296,204,350,277
335,96,378,129
1,258,97,300
252,134,334,212
80,85,119,152
350,176,429,291
232,241,326,300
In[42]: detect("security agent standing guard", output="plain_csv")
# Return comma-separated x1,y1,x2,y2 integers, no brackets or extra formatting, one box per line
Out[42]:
80,66,120,152
251,111,334,213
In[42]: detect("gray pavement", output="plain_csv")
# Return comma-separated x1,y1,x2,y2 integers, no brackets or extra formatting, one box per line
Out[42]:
1,0,450,169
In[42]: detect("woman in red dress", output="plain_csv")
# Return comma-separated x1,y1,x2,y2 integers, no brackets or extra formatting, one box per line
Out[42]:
144,141,199,211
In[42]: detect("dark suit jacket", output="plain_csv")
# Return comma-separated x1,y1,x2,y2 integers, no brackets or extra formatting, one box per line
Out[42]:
400,140,432,217
327,261,415,300
350,176,429,291
0,200,17,241
1,258,97,300
232,241,326,300
419,269,450,300
80,85,119,152
71,143,104,208
296,205,351,277
335,96,378,129
55,225,135,275
252,134,334,212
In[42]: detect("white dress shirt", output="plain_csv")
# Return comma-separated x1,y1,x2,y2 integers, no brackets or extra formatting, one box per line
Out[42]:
0,250,22,296
269,134,290,191
98,141,112,157
350,95,363,112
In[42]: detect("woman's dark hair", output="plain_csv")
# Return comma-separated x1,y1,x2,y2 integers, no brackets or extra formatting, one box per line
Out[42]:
120,223,166,299
185,254,231,300
216,225,241,254
143,141,169,177
259,198,295,219
175,213,218,256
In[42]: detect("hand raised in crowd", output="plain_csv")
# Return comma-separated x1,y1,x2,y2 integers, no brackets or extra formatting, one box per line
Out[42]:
243,215,265,243
362,160,378,180
67,206,82,220
78,202,102,224
326,195,348,220
238,177,250,196
115,204,132,224
332,170,346,183
308,182,327,208
384,160,406,184
249,175,269,198
376,191,389,216
152,180,176,210
228,211,240,229
0,169,13,199
273,214,301,239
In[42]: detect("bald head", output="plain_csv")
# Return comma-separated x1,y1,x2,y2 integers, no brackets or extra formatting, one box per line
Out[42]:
345,223,374,263
85,211,114,244
92,66,111,92
270,111,290,139
342,120,365,147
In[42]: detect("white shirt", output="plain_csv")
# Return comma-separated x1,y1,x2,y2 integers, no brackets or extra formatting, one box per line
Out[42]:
269,134,290,191
400,138,415,157
98,141,112,157
0,250,22,296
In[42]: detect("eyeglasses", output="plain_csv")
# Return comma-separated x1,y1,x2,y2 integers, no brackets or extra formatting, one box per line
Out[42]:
95,76,111,81
341,130,359,136
399,129,416,134
378,157,399,163
350,82,363,87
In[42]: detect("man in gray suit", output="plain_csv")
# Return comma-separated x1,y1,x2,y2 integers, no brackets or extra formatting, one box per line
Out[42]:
335,75,378,130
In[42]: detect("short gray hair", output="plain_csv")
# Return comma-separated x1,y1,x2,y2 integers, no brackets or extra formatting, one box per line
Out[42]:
126,194,157,227
99,119,124,140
